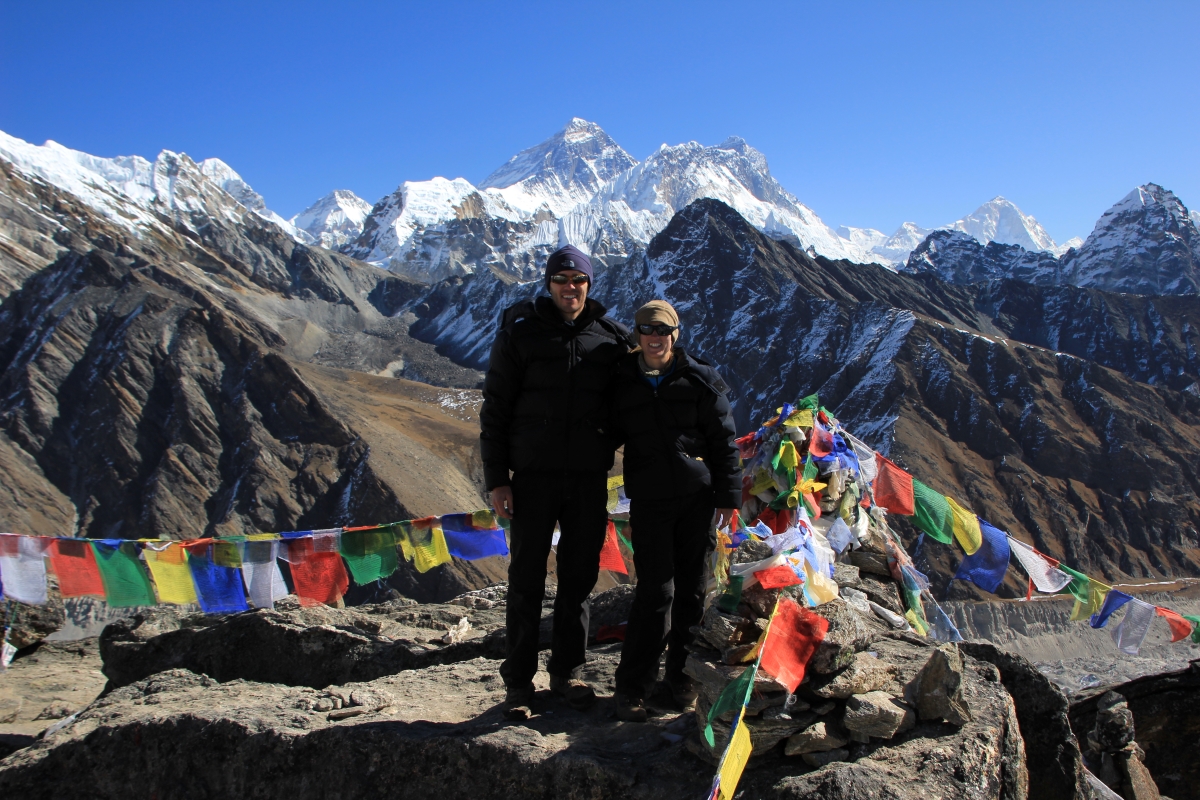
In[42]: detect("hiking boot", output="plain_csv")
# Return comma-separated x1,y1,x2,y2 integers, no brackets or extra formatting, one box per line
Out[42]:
503,684,535,721
665,677,698,710
614,692,648,722
549,675,597,710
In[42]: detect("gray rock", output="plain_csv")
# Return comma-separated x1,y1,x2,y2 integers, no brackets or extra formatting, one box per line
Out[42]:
1089,691,1134,753
848,550,892,577
801,748,849,768
842,691,910,739
785,721,849,755
811,652,894,699
831,563,861,588
810,599,875,674
906,644,971,726
858,575,904,615
698,605,752,650
734,538,775,564
684,654,789,701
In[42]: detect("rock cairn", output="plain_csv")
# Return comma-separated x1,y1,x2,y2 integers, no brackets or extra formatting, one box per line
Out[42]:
1085,690,1165,800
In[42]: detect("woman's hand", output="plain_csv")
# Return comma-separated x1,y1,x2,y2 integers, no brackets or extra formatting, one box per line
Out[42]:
713,508,737,529
492,486,515,520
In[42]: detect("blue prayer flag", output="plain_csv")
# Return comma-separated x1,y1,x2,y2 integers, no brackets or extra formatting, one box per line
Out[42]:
186,544,249,614
953,519,1010,594
1090,589,1133,629
440,514,509,560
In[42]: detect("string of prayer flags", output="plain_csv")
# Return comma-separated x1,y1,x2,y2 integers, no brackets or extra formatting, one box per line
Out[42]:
47,538,106,598
241,536,288,610
1110,599,1157,655
846,434,878,484
399,517,451,573
1057,564,1092,605
758,597,828,693
284,536,349,607
1069,580,1109,623
184,541,249,614
944,497,982,555
911,480,953,544
703,664,755,747
440,514,508,561
0,534,50,605
1008,537,1074,593
872,454,914,516
598,520,627,574
953,519,1010,593
340,526,400,583
613,519,634,554
715,709,753,800
142,543,199,605
1155,606,1196,643
1090,589,1133,629
92,540,157,607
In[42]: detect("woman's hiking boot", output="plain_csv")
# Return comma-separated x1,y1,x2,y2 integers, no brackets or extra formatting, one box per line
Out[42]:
665,677,698,710
549,675,597,710
503,684,535,721
613,692,648,722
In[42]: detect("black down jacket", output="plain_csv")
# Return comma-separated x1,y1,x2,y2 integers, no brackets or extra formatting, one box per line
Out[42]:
480,296,631,490
610,348,741,508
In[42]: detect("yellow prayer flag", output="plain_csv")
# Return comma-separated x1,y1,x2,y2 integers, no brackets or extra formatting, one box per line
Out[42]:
905,608,928,636
801,559,839,605
1070,580,1108,621
945,496,982,555
717,711,753,800
778,440,798,469
143,545,198,605
471,509,499,529
749,469,775,496
606,475,624,490
412,525,451,573
783,409,814,429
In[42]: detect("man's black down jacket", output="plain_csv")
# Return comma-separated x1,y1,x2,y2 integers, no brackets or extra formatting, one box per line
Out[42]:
480,296,631,490
610,349,741,509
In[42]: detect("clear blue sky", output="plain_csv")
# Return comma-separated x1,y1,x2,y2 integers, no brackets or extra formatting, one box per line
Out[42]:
2,1,1197,243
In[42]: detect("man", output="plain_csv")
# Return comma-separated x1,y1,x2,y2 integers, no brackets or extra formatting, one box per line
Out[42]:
480,244,631,720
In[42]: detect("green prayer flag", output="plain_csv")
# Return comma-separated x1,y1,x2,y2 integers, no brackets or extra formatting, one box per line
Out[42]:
704,665,755,747
911,480,953,544
613,520,634,554
1057,564,1091,604
340,527,399,584
797,393,819,410
717,575,744,614
91,541,156,607
801,455,818,484
1184,614,1200,644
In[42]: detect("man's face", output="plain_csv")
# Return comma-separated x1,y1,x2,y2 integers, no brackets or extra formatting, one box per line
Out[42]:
549,269,589,320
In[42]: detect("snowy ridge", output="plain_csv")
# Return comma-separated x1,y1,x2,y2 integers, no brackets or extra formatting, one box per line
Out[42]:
946,196,1063,254
0,129,309,243
291,190,375,250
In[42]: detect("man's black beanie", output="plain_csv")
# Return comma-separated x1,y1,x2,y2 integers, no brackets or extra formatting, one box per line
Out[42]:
545,244,593,288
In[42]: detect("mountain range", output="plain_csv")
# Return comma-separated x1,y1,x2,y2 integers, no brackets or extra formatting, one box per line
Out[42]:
1,121,1199,602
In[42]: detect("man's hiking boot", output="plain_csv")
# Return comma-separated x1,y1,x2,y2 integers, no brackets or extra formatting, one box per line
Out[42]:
614,692,648,722
549,675,597,710
665,677,698,710
503,684,535,721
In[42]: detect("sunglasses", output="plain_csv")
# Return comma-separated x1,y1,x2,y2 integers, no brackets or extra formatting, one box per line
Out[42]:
637,323,678,336
549,274,590,286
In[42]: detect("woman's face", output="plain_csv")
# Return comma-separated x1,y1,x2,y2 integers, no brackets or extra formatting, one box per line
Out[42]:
639,329,674,367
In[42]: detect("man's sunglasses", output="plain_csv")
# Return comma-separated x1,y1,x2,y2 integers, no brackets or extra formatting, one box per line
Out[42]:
637,323,678,336
549,274,590,286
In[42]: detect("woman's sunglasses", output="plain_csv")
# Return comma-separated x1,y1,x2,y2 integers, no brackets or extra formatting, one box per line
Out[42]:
549,274,590,285
637,324,678,336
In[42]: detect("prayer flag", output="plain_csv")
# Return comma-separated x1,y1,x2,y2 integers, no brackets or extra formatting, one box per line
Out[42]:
754,564,801,589
340,526,400,583
755,507,791,535
47,538,106,598
91,540,156,607
716,711,753,800
241,538,287,610
184,541,249,614
759,597,829,693
1057,564,1092,604
1090,589,1133,629
142,543,199,605
945,497,982,555
399,517,452,573
825,518,854,554
925,596,965,643
703,664,755,747
846,435,877,483
0,534,50,605
441,514,509,561
873,454,914,515
1155,606,1195,643
286,536,350,607
797,393,820,411
1184,615,1200,644
953,519,1010,593
808,424,833,458
598,520,627,574
1070,580,1108,622
716,574,744,614
911,480,953,544
1110,599,1156,655
1008,537,1073,593
734,431,760,460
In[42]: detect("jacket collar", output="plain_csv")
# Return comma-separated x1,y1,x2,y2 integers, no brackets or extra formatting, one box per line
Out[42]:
534,295,608,328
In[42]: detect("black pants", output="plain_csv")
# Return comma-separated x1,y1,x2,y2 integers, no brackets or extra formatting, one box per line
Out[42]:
499,469,609,688
614,490,715,699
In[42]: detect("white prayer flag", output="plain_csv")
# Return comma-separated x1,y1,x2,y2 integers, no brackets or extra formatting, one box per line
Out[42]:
1007,537,1073,593
1110,598,1156,656
0,534,51,605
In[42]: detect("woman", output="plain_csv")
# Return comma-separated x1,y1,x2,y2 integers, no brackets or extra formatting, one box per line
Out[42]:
610,300,741,722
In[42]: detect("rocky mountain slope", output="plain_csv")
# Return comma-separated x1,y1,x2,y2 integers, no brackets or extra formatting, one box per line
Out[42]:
908,184,1200,295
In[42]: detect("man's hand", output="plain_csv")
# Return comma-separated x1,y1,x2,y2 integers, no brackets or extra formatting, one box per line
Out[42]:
713,508,737,530
492,486,515,520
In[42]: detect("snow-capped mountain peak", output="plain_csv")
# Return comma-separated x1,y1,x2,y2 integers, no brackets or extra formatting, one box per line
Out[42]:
478,118,637,216
946,196,1062,254
290,190,374,250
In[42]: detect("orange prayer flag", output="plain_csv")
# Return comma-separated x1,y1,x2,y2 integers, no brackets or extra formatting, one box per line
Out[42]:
286,537,350,607
47,539,106,598
873,453,914,515
754,565,801,589
598,520,627,574
759,597,829,693
1155,606,1195,643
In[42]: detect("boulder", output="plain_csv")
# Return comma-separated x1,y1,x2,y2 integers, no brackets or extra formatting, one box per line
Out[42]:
842,691,913,739
848,551,891,578
906,644,971,725
811,652,893,699
810,599,876,674
801,748,849,768
857,575,904,615
785,721,849,755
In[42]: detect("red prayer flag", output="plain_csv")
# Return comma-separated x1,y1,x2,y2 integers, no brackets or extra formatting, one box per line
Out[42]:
808,424,833,457
1025,577,1033,602
759,597,829,693
735,432,759,460
873,453,915,516
598,520,627,574
1156,606,1195,643
287,537,350,607
595,623,627,642
755,564,801,589
755,507,792,535
48,539,106,598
